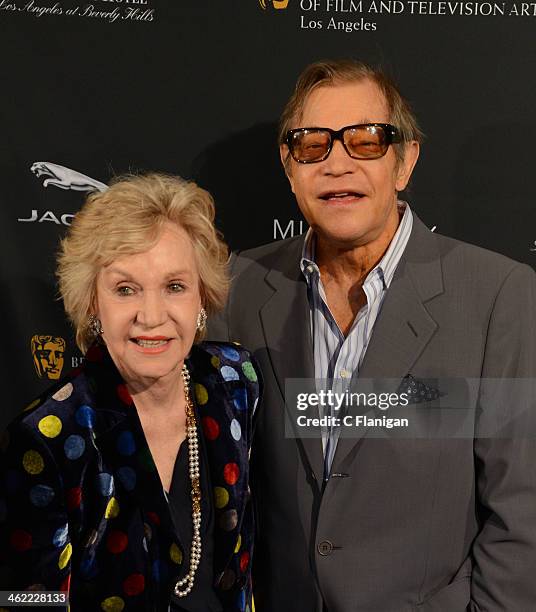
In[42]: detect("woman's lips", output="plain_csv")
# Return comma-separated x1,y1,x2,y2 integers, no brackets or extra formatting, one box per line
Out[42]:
130,337,172,353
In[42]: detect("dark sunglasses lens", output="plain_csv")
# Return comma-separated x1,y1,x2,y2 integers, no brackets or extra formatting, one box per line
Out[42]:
290,130,331,162
345,125,388,159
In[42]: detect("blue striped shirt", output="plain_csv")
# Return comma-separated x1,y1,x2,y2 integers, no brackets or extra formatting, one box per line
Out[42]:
300,202,413,477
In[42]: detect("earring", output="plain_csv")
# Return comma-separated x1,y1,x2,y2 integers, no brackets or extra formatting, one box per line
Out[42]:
196,308,207,332
88,314,103,336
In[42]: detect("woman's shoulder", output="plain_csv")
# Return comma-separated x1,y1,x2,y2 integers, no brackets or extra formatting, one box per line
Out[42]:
3,366,95,448
191,341,260,386
194,341,254,364
190,342,262,416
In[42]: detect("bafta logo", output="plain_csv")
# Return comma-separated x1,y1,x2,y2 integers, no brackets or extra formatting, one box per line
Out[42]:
31,335,66,380
259,0,290,9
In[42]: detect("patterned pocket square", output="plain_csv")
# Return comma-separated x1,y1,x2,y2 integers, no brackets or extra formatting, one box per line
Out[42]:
397,374,442,404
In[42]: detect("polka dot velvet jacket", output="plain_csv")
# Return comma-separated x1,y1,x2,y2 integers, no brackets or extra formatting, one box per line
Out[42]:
0,342,260,612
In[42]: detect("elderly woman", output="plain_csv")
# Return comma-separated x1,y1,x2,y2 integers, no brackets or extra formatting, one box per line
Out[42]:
0,174,260,612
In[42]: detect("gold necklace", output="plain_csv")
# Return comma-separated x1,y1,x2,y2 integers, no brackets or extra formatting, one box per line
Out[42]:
173,364,202,597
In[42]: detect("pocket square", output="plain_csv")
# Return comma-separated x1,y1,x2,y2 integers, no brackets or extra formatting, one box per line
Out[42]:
397,374,442,404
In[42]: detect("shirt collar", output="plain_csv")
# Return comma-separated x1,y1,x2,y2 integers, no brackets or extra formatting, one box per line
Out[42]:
300,201,413,290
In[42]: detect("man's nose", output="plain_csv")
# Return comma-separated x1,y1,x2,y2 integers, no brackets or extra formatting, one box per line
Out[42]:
136,291,167,328
323,139,356,175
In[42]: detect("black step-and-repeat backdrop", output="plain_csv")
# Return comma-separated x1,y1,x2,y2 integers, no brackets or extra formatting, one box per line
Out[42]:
2,0,535,428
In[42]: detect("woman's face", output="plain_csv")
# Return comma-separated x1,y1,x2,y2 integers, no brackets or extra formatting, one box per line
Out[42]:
95,222,202,388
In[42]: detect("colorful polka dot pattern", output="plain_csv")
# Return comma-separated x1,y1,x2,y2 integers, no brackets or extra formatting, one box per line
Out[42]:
221,366,240,381
116,430,136,456
66,486,82,511
53,525,69,548
221,346,240,362
0,341,259,611
224,463,240,485
230,419,242,441
100,596,125,611
195,383,209,405
202,416,220,440
52,383,73,402
58,543,72,569
105,497,120,519
233,388,248,411
116,384,132,406
38,415,62,438
23,450,44,475
234,534,242,554
123,573,145,596
64,435,85,460
214,486,230,509
97,472,114,496
241,362,258,382
106,530,128,554
195,342,260,609
29,484,55,507
75,405,95,429
169,542,183,564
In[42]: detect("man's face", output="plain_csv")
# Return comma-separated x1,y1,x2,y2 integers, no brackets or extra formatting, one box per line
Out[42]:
281,80,419,250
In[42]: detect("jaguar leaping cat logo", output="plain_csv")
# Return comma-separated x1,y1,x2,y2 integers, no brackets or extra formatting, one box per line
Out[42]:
30,162,107,193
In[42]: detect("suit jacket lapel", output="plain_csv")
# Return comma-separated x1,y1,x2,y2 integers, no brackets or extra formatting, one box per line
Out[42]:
332,215,444,471
186,346,248,579
258,237,324,484
84,346,176,545
93,409,174,531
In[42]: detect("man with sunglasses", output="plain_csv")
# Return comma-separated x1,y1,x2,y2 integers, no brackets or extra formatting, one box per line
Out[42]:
209,59,536,611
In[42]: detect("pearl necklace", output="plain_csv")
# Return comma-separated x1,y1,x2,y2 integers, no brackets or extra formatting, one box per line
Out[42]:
174,364,202,597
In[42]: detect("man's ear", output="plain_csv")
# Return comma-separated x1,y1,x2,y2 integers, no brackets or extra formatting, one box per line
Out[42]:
280,144,295,194
395,141,420,191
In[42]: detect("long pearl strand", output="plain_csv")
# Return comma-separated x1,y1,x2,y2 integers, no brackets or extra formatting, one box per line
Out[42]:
174,364,202,597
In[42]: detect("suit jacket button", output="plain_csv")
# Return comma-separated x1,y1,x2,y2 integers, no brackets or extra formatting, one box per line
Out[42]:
317,540,333,556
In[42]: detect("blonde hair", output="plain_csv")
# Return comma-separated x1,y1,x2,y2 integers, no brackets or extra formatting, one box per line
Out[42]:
57,173,229,353
279,59,424,164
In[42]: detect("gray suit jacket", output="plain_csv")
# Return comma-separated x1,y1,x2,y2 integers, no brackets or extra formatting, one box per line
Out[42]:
208,214,536,612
